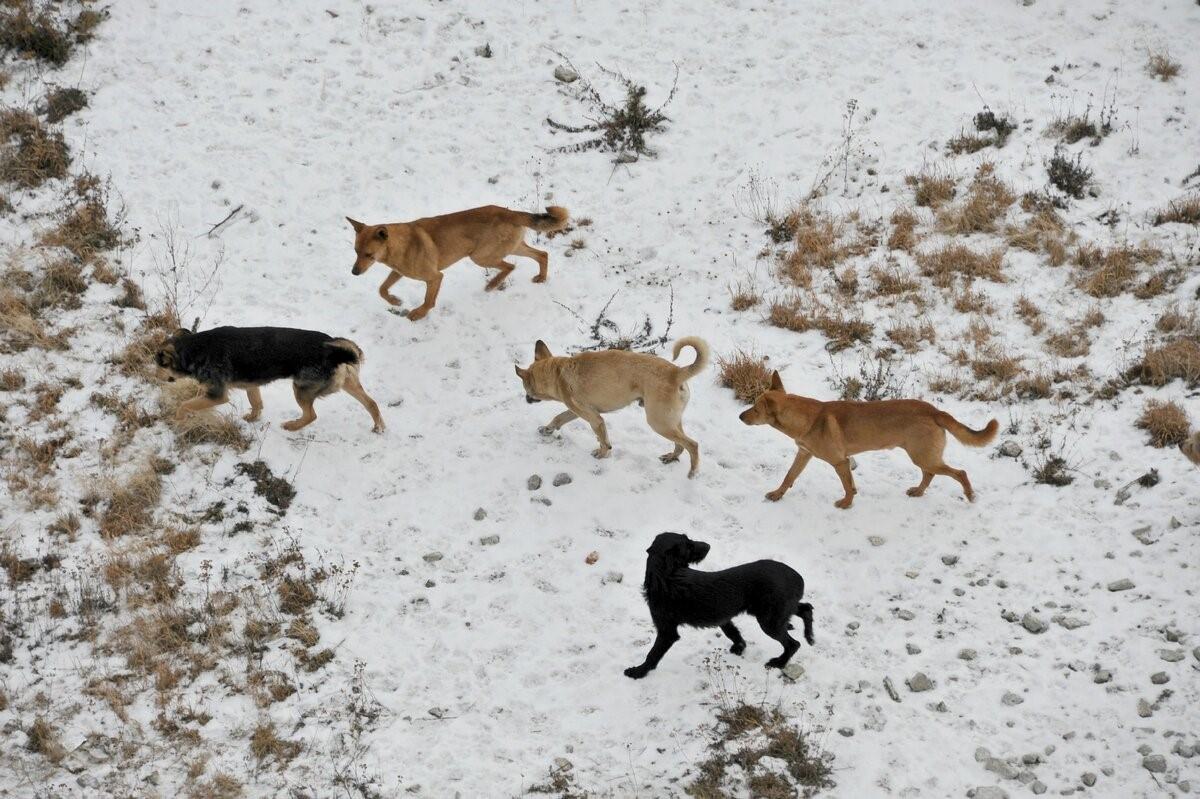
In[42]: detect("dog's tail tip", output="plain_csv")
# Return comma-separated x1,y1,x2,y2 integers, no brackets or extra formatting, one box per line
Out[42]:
671,336,711,379
326,338,364,365
529,205,570,232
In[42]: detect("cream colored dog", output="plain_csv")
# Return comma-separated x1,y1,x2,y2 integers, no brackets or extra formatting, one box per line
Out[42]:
515,337,710,477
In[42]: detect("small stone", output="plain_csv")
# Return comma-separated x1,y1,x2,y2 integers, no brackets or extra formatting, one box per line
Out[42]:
906,643,922,655
970,787,1009,799
473,507,487,521
1151,672,1169,685
1031,781,1046,795
552,472,573,487
422,552,443,563
1107,578,1134,592
941,554,959,566
553,757,572,771
480,535,500,546
1001,609,1020,623
868,535,885,547
424,579,435,588
1163,627,1182,642
533,497,552,506
527,475,543,490
1022,753,1041,765
782,663,805,681
995,579,1009,589
974,747,993,762
1137,699,1153,718
1143,754,1167,773
585,551,599,565
1093,669,1112,684
428,707,447,719
958,648,977,661
883,677,901,702
896,609,915,621
1169,516,1182,529
837,727,854,737
1159,649,1185,662
601,571,623,585
1022,612,1048,634
1081,773,1096,787
1194,646,1200,662
929,700,948,712
1132,526,1156,545
1138,744,1152,756
984,757,1019,779
1001,691,1024,706
1178,780,1191,793
953,588,966,597
1055,615,1088,630
553,65,578,83
847,621,860,630
999,440,1022,457
906,672,933,692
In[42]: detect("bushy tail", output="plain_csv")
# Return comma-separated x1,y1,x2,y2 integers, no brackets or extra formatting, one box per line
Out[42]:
325,338,363,368
523,205,570,233
935,412,998,447
796,602,815,645
671,336,710,382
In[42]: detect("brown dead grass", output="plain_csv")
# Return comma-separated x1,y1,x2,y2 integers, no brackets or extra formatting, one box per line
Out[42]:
1073,243,1162,298
1136,399,1190,447
1129,338,1200,387
249,722,302,766
25,717,65,762
729,278,761,311
767,294,873,351
887,208,919,252
1152,194,1200,226
99,463,162,538
1006,207,1072,265
0,367,25,390
916,244,1004,288
1014,296,1044,335
0,108,69,188
885,320,936,353
1147,50,1181,81
716,349,773,403
969,345,1022,384
937,163,1015,235
906,168,956,209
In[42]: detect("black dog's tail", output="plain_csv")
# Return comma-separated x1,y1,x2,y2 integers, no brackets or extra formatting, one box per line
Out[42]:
796,602,815,645
325,338,363,367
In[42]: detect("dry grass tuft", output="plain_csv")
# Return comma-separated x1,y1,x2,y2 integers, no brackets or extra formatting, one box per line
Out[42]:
869,261,922,299
24,717,65,762
42,175,125,260
728,278,761,311
0,367,25,390
767,294,873,351
906,168,956,209
0,108,68,188
916,244,1004,288
885,320,936,353
1014,296,1045,335
1152,194,1200,226
249,722,302,766
1136,399,1190,447
886,208,919,252
1147,50,1181,81
937,163,1015,235
99,464,162,538
1129,338,1200,387
1073,243,1162,298
1006,206,1071,265
716,349,773,403
969,345,1022,384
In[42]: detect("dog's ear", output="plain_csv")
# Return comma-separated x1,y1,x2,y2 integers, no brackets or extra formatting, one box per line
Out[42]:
155,344,177,368
514,365,528,378
171,327,191,337
769,370,784,391
346,217,365,233
375,227,388,240
534,340,552,361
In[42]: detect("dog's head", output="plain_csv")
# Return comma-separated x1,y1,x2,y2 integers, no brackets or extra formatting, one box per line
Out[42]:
514,340,557,404
738,370,786,426
153,328,192,383
346,217,387,276
645,532,711,570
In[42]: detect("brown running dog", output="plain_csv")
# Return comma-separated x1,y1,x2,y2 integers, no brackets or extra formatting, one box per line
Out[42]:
345,205,569,321
514,337,710,478
739,371,997,508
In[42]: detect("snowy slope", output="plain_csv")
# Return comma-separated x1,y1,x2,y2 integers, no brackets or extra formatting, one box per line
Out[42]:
6,0,1200,796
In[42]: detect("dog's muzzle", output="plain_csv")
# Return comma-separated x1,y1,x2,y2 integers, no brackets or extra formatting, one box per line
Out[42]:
689,541,711,563
526,395,541,404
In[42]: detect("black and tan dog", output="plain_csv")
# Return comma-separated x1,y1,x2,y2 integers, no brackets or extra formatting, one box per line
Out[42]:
624,533,814,679
514,337,709,477
155,326,384,433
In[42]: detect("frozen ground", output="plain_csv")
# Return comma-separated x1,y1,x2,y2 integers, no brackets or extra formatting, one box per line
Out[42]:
3,0,1200,796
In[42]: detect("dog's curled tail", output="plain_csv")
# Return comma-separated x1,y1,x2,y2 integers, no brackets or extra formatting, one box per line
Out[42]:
325,338,364,367
935,411,998,447
671,336,710,382
524,205,570,233
796,602,815,645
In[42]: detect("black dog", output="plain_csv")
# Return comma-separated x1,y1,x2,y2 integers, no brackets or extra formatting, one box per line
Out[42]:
624,533,814,679
155,326,384,433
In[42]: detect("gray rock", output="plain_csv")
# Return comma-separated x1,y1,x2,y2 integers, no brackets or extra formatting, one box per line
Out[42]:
896,609,916,621
480,535,500,546
553,65,578,83
1170,516,1182,529
424,579,435,588
970,788,1009,799
906,672,934,692
1137,699,1152,718
1178,779,1191,793
473,507,487,521
974,747,992,762
868,535,886,546
1093,669,1112,684
533,497,552,506
838,727,854,737
428,707,447,719
1159,648,1185,662
1107,578,1134,592
847,621,860,630
1001,609,1020,623
1143,754,1167,773
1081,773,1096,787
1022,612,1048,634
999,440,1022,457
422,551,444,563
906,643,922,655
984,757,1019,779
1031,781,1046,795
929,700,948,712
1151,672,1169,685
942,554,959,566
1194,647,1200,662
1132,525,1156,545
953,588,966,597
552,472,573,487
527,474,543,490
883,676,901,702
1022,753,1041,765
782,663,805,681
601,571,623,585
959,648,978,661
1001,691,1024,706
1138,744,1152,756
1054,615,1088,630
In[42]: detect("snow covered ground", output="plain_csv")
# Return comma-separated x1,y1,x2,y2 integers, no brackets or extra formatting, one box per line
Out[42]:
4,0,1200,796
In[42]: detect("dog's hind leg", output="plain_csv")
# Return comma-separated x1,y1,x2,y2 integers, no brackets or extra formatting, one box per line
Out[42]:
796,602,815,645
341,372,385,433
907,439,975,501
624,625,680,679
282,383,320,432
243,386,263,422
645,405,700,477
832,459,857,509
720,622,746,656
758,613,800,669
539,409,577,435
477,260,516,292
513,240,549,283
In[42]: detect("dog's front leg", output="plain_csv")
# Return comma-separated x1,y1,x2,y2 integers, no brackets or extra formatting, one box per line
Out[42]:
565,401,610,458
378,270,403,307
539,409,577,436
624,626,680,679
766,448,812,502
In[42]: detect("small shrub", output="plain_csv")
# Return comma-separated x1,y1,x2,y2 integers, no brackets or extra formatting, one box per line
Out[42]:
235,460,295,511
0,108,69,188
970,345,1021,383
1129,339,1200,387
1046,148,1093,199
1072,243,1161,298
937,163,1015,235
99,465,162,538
728,278,760,311
0,4,72,66
1152,194,1200,226
829,354,907,401
1014,296,1044,335
916,244,1004,287
249,722,302,766
886,320,935,353
0,368,25,390
42,85,87,123
869,261,921,297
1033,454,1073,486
906,169,956,208
716,349,773,403
42,175,125,260
1006,207,1070,265
1136,399,1190,447
973,107,1016,142
25,717,65,762
1146,50,1181,81
945,132,991,155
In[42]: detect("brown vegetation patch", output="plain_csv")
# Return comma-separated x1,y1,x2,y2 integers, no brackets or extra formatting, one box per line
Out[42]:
1152,194,1200,226
0,108,68,188
99,464,162,538
916,244,1004,288
1147,50,1181,81
716,349,773,403
887,208,919,252
1129,338,1200,387
1073,243,1162,298
937,163,1015,235
1136,399,1190,447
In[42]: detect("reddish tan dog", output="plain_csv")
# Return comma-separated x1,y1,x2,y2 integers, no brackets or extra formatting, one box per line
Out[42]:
739,372,997,508
346,205,569,320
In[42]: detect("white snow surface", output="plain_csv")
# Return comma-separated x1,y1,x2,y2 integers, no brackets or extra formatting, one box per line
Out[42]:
4,0,1200,796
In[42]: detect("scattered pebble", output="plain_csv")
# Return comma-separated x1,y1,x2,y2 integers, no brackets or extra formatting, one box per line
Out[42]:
428,707,447,719
1093,669,1112,684
1054,615,1088,630
424,579,435,588
527,475,543,490
838,727,854,737
896,609,916,621
1107,578,1134,592
1030,780,1046,795
1160,649,1185,662
422,552,443,563
969,787,1009,799
1022,612,1047,634
552,472,573,487
868,535,886,547
1081,773,1096,787
473,507,487,521
1151,672,1169,685
1001,691,1024,706
998,440,1022,457
479,535,500,546
984,757,1018,779
585,551,599,565
1137,699,1153,718
1143,754,1167,773
1001,609,1019,623
941,554,959,566
1022,753,1041,765
974,747,992,762
883,677,901,702
533,497,552,506
906,643,922,655
782,663,805,681
958,648,977,661
906,672,933,692
553,65,578,83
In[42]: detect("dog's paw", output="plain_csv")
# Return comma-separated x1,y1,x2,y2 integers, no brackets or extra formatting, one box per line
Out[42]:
243,412,261,422
659,452,679,464
764,657,787,669
372,423,386,434
532,275,547,284
730,643,746,656
905,487,924,497
538,425,557,436
833,497,853,510
623,666,649,680
405,308,428,322
765,489,786,502
592,447,611,459
281,419,305,432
